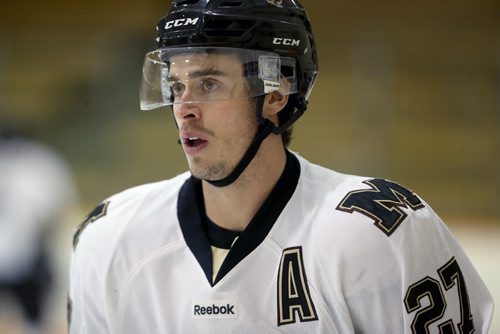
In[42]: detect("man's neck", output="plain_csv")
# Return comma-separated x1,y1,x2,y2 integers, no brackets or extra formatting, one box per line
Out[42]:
202,141,287,232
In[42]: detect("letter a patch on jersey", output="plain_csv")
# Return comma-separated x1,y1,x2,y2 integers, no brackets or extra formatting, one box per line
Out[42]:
277,246,318,326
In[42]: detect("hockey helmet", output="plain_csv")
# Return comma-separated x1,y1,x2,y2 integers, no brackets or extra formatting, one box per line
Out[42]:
140,0,318,133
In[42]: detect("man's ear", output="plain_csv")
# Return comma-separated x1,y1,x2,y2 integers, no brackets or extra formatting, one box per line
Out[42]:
263,91,289,121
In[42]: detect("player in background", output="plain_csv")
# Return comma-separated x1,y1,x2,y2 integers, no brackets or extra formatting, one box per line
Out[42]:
0,120,77,334
68,0,494,333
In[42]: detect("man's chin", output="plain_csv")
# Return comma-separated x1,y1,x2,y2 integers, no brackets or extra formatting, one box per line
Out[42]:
188,163,230,182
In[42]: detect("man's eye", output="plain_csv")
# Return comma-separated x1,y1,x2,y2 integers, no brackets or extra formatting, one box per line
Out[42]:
201,79,219,91
171,82,185,96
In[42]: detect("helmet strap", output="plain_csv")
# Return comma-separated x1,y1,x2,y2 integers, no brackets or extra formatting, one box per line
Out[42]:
206,95,274,187
265,96,308,135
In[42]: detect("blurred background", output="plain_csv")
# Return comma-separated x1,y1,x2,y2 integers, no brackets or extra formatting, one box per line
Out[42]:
0,0,498,332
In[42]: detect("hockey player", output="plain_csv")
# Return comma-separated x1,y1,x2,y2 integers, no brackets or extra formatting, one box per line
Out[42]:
68,0,494,333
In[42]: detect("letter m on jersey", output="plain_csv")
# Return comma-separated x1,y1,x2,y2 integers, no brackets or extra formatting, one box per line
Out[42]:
336,179,425,236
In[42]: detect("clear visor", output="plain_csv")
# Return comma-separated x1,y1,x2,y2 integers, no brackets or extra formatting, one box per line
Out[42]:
140,47,297,110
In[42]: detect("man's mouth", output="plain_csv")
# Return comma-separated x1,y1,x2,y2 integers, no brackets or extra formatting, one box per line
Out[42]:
184,137,207,148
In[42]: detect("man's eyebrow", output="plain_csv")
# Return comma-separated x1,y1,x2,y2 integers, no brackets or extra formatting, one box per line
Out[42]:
167,69,227,81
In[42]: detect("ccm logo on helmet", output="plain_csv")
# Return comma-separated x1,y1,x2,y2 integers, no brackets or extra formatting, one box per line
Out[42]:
272,38,301,47
164,17,199,30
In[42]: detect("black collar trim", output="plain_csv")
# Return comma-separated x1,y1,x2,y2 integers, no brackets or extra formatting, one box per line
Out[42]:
177,151,300,286
203,215,241,249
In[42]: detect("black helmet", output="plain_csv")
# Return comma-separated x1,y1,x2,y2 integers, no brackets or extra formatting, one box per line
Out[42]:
155,0,318,132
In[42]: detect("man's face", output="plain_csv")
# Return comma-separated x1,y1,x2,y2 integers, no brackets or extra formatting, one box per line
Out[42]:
170,52,258,181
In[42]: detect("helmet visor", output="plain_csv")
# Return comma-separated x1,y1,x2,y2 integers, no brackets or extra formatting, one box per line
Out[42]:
140,47,297,110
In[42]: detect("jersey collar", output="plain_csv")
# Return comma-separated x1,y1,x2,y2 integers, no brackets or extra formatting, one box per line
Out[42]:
177,150,300,286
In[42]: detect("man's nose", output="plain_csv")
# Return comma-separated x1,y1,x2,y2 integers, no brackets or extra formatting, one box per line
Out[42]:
173,99,201,120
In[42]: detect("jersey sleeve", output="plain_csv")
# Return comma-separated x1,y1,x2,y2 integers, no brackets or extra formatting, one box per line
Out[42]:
68,201,114,334
332,179,494,333
68,176,189,333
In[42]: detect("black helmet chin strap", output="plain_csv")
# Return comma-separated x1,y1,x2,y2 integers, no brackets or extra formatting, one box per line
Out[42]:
206,95,274,187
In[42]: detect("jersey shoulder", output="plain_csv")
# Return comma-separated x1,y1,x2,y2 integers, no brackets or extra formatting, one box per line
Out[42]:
297,156,451,264
296,154,432,235
72,172,190,252
293,154,449,269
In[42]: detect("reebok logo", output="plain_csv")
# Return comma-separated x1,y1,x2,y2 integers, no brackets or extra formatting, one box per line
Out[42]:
194,304,234,315
192,301,237,319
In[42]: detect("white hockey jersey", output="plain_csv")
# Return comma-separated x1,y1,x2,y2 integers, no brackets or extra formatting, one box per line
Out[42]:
69,152,494,333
